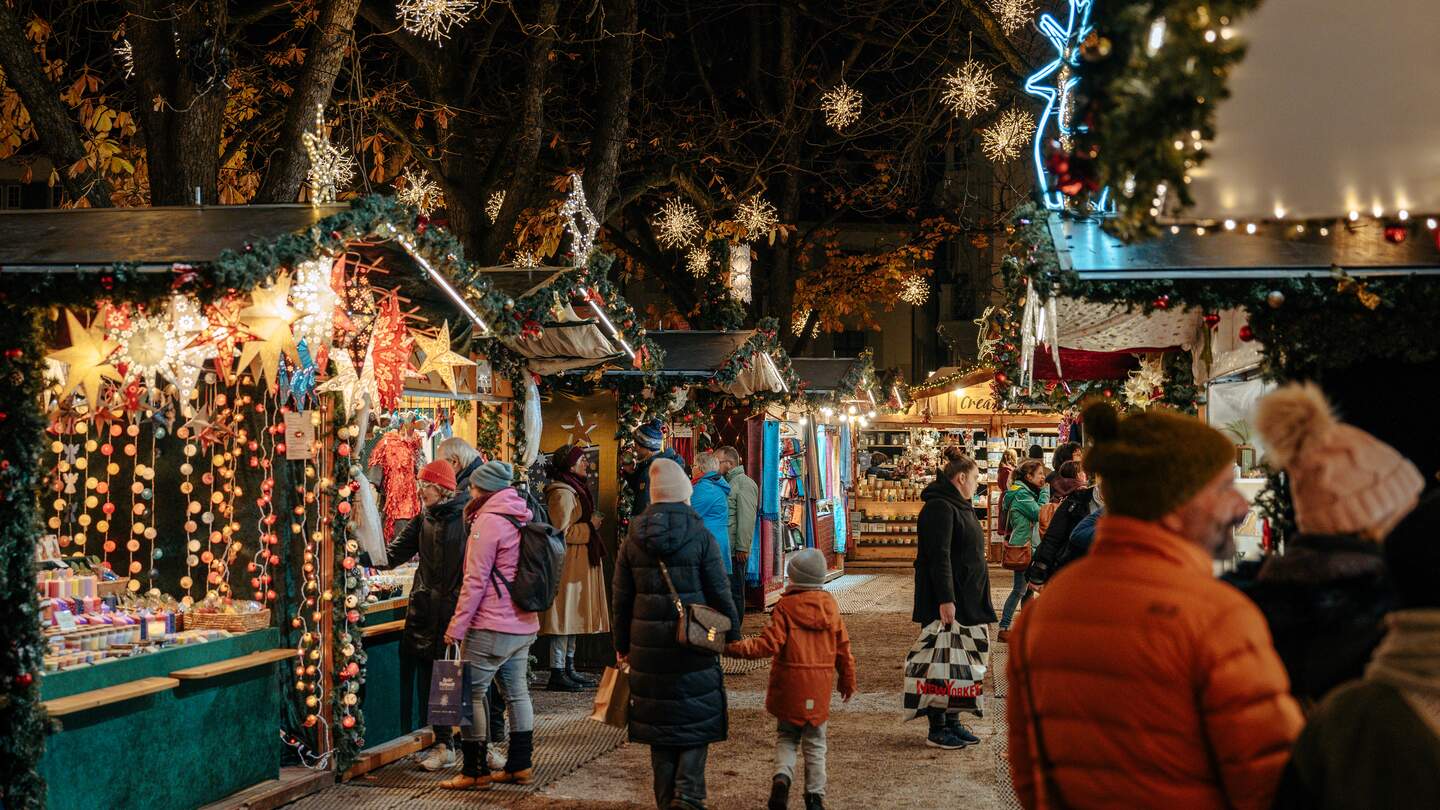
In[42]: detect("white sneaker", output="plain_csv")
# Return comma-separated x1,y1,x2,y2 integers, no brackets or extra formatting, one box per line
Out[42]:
486,746,507,772
419,744,456,771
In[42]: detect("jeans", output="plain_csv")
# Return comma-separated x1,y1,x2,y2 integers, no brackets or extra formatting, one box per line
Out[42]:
729,567,747,614
1000,569,1033,630
776,721,827,797
460,628,536,742
548,634,578,669
650,744,708,808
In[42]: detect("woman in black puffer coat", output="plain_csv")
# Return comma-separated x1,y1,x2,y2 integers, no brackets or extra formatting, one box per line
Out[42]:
613,458,741,810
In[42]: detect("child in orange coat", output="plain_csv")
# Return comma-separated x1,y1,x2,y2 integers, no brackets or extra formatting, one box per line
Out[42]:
726,548,857,810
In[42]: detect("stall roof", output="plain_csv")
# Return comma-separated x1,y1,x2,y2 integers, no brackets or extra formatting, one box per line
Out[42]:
0,204,347,269
647,331,754,373
1052,215,1440,280
791,357,861,394
479,267,571,299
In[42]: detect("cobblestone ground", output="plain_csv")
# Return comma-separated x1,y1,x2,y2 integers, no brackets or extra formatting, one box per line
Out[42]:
290,572,1021,810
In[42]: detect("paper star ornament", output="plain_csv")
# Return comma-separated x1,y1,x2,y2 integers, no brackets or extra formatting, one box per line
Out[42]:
413,320,475,394
560,411,598,446
236,275,301,388
48,310,122,407
318,349,377,418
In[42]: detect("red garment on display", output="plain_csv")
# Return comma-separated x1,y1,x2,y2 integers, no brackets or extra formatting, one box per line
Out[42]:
1030,346,1174,381
372,430,422,539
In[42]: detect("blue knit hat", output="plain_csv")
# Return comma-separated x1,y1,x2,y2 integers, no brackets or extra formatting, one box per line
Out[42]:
470,460,514,492
636,419,665,452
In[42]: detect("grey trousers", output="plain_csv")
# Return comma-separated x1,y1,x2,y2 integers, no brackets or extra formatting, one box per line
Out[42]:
776,720,828,796
650,744,708,808
460,628,536,742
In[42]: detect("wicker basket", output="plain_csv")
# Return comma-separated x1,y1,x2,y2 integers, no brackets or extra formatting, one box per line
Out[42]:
183,608,271,632
96,577,131,597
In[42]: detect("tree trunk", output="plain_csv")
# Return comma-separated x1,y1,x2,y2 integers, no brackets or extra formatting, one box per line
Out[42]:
0,3,113,206
477,0,559,265
585,0,636,224
254,0,363,203
127,0,230,205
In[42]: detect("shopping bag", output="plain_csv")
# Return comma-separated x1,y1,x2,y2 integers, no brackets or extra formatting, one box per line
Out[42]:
588,665,631,729
426,645,473,727
903,620,989,719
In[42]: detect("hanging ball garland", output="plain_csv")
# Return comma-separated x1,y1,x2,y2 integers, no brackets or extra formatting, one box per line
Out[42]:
1266,290,1286,309
1239,325,1256,342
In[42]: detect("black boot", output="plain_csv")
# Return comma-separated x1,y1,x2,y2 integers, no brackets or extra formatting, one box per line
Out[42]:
546,667,583,692
768,774,791,810
804,793,825,810
567,659,598,687
491,729,534,784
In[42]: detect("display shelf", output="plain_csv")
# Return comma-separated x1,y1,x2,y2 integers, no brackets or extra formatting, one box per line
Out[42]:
362,619,406,638
171,648,298,680
43,676,179,717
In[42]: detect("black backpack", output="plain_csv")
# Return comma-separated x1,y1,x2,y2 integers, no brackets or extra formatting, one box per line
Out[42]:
490,513,566,612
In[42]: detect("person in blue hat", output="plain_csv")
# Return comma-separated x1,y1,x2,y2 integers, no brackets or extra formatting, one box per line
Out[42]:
627,419,689,517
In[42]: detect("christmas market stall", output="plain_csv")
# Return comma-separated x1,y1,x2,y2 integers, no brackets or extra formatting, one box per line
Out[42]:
0,197,558,809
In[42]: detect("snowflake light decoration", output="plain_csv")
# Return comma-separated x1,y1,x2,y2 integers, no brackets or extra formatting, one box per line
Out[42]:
940,60,998,118
302,105,355,205
820,83,863,131
989,0,1038,35
513,249,540,268
899,274,930,305
485,190,505,223
111,310,184,394
396,168,443,215
397,0,479,43
981,107,1035,162
735,194,779,238
115,39,135,79
685,247,710,276
654,198,701,249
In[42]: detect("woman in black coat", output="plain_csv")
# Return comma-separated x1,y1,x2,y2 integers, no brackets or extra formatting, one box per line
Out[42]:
911,454,994,749
613,458,741,810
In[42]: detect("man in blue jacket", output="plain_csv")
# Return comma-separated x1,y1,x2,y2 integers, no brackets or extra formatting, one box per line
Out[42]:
690,452,733,571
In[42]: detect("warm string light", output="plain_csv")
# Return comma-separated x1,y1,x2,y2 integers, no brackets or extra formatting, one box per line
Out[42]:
940,60,998,118
989,0,1038,35
302,105,356,206
654,198,702,249
735,194,779,238
396,0,479,43
685,247,710,277
899,274,930,305
395,168,444,215
485,190,505,224
820,83,864,131
981,107,1035,162
559,173,601,267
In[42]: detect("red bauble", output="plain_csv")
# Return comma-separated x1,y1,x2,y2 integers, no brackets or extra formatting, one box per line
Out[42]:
15,672,34,688
276,443,286,454
1239,325,1255,342
1203,312,1221,329
994,371,1009,386
1153,295,1171,310
1102,388,1115,398
337,501,351,515
341,715,356,729
337,443,350,458
1384,224,1408,244
3,348,22,360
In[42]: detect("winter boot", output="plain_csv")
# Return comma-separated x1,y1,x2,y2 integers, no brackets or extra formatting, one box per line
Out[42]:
490,730,534,784
945,713,980,745
567,659,599,687
804,793,825,810
926,710,966,749
440,740,493,790
767,773,791,810
546,667,583,692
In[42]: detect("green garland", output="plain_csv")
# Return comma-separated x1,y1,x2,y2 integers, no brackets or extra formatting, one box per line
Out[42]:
474,404,503,459
330,417,366,770
1055,0,1265,240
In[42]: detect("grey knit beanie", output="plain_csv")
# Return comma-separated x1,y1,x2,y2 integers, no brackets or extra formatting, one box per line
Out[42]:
787,548,827,591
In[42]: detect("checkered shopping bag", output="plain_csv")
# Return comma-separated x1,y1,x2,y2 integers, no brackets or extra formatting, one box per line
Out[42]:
902,621,989,719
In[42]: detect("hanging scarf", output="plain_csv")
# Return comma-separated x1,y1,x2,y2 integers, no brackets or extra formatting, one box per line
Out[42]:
550,444,602,566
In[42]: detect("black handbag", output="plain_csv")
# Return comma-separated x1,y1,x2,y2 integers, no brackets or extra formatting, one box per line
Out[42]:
658,560,731,655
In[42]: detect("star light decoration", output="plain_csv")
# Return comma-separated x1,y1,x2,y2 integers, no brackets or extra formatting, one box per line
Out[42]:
317,349,376,418
289,257,341,359
981,107,1036,162
899,274,930,306
397,0,478,42
302,105,356,205
561,411,599,446
735,194,778,238
685,247,710,276
236,274,301,388
47,310,122,407
110,309,183,394
559,173,600,267
654,198,702,250
115,39,134,78
412,320,476,394
989,0,1038,35
941,60,998,118
485,190,505,224
396,168,443,215
820,83,863,131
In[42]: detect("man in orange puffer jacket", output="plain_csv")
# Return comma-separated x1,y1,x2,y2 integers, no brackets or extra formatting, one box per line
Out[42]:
1008,403,1303,810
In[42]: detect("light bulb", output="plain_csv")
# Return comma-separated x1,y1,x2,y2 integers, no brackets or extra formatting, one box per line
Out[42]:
1204,29,1218,42
1245,223,1257,234
1273,206,1286,219
1170,226,1180,234
1296,224,1305,233
1196,226,1207,235
1399,210,1410,221
1371,204,1384,218
1223,219,1237,231
1427,218,1438,230
847,405,857,415
1319,227,1330,236
1348,211,1360,221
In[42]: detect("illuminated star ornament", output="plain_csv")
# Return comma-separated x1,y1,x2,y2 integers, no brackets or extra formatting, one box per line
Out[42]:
289,257,341,355
396,0,478,43
318,349,375,418
654,198,702,249
110,309,182,393
47,310,122,407
396,168,444,215
941,60,998,118
236,274,301,388
302,105,356,204
820,83,863,131
559,173,600,267
1024,0,1114,214
561,411,599,446
413,320,476,394
899,274,930,306
735,194,778,239
981,107,1036,162
989,0,1038,35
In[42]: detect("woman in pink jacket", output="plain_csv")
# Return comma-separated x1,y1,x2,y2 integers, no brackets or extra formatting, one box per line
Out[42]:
440,461,540,791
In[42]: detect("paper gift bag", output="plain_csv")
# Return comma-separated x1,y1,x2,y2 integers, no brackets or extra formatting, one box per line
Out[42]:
902,621,989,719
588,665,630,729
427,650,473,727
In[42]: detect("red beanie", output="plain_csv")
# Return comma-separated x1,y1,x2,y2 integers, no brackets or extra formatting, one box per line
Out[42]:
419,459,457,492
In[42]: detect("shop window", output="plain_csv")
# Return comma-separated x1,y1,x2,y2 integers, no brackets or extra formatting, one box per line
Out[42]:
2,184,21,209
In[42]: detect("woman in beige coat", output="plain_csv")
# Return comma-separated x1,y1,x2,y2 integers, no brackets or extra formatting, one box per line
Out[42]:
540,444,610,691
